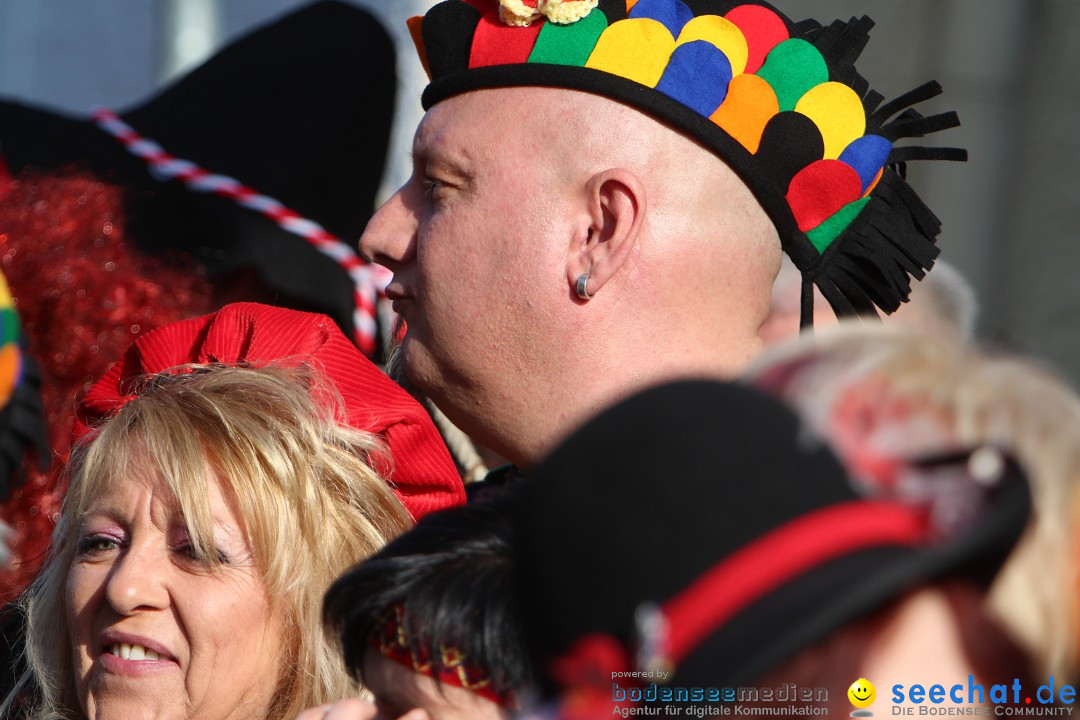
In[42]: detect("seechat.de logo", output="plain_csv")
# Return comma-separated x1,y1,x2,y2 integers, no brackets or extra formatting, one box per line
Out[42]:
850,678,878,717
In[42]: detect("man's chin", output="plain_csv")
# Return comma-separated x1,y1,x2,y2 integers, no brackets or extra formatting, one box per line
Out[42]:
384,336,442,406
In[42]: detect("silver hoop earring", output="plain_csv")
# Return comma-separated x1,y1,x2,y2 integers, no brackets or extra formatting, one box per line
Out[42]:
576,273,592,300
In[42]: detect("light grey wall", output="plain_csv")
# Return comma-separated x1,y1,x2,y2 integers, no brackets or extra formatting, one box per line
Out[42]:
0,2,161,114
3,1,1079,384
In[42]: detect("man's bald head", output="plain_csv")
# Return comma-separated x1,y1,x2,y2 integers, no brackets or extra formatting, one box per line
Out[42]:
459,86,782,335
362,85,782,463
517,87,778,251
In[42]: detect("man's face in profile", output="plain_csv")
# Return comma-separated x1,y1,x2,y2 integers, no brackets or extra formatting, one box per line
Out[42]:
360,88,579,420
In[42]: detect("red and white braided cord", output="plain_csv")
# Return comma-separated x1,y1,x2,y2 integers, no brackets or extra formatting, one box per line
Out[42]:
92,108,392,356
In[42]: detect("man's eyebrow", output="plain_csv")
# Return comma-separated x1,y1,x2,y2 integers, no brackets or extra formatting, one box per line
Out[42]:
411,137,472,175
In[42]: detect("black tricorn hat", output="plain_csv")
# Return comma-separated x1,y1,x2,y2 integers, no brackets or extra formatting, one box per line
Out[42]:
0,0,396,357
514,380,1029,703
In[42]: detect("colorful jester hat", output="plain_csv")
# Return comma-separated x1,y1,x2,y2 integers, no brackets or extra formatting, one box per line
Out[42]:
0,269,48,503
407,0,967,325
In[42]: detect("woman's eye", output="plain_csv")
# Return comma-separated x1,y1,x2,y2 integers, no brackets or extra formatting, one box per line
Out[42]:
173,543,229,565
76,535,120,556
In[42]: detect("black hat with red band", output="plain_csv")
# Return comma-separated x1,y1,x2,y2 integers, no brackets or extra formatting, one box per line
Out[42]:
513,380,1029,707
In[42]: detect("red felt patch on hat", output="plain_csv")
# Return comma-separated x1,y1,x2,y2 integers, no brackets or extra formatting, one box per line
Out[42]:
786,159,863,233
470,8,544,68
725,4,789,74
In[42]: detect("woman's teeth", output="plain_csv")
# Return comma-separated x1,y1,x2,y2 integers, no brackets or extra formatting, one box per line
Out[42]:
110,643,162,661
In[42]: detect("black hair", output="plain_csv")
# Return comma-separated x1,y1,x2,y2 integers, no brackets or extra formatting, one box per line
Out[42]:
323,500,531,699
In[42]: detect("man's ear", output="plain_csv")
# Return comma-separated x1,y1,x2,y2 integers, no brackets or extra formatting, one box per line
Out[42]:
566,168,646,299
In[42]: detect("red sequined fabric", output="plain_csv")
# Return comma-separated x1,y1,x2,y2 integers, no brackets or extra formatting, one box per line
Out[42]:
0,170,212,601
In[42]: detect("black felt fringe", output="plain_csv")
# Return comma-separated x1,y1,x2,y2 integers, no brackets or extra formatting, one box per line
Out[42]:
790,20,967,324
812,170,943,320
0,354,50,502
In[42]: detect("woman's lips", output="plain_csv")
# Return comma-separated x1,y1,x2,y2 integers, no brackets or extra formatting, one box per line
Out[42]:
97,631,179,676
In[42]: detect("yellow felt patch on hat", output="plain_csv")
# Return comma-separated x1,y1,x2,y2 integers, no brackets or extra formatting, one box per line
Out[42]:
795,82,866,159
675,15,748,76
710,73,778,153
586,18,674,88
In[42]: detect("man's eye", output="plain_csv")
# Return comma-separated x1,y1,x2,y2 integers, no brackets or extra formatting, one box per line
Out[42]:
422,178,443,198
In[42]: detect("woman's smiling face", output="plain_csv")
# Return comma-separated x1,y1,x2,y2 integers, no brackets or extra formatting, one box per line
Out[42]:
65,468,286,720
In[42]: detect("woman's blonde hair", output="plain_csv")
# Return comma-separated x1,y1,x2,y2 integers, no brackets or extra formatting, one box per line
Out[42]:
8,363,413,719
745,325,1080,681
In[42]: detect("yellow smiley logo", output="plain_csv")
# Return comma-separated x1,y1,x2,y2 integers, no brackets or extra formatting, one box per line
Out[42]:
848,678,876,708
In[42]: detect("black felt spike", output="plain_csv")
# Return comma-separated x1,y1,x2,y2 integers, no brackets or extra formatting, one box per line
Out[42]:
876,173,943,237
817,279,857,317
852,255,906,311
882,111,962,141
794,18,823,37
837,255,899,312
889,146,969,163
818,17,873,69
811,19,846,57
807,16,872,91
844,241,910,298
894,108,923,123
835,16,874,68
827,262,881,315
871,80,944,125
862,89,885,119
423,1,482,81
800,273,815,330
755,112,824,193
848,74,869,99
846,235,904,281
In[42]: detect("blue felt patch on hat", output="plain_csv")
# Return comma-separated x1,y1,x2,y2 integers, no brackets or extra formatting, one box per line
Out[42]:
656,41,732,116
628,0,694,38
839,134,893,194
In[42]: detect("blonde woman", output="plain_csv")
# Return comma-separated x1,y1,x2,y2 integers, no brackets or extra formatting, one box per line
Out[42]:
2,303,464,720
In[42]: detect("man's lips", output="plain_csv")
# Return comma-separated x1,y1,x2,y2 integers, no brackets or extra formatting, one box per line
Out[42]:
382,283,413,302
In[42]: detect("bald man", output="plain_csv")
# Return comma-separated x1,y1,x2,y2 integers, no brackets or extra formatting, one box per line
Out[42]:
359,0,964,468
364,87,778,465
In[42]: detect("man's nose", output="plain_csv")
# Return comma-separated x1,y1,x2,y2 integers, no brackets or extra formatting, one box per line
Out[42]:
360,186,418,268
